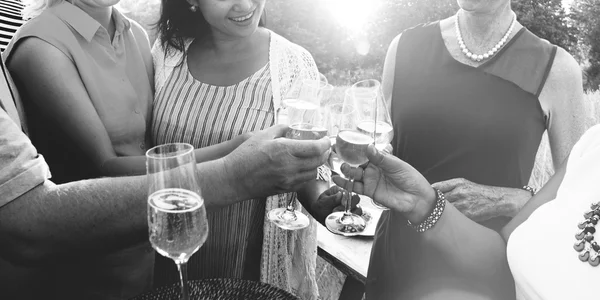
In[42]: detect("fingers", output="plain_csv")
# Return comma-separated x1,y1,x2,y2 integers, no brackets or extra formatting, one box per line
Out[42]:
285,137,332,158
332,193,361,214
260,124,289,139
318,187,344,209
365,144,409,174
332,175,364,195
431,178,465,193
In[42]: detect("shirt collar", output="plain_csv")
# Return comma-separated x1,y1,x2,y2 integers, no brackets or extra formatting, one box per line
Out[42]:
51,1,131,43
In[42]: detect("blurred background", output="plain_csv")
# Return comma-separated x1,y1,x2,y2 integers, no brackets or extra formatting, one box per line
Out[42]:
120,0,600,90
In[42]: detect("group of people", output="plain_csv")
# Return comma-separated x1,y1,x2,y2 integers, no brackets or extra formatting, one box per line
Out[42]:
0,0,596,300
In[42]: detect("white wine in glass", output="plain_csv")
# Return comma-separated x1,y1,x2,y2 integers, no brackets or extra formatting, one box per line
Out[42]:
146,143,208,300
351,79,394,210
269,77,329,230
324,89,379,236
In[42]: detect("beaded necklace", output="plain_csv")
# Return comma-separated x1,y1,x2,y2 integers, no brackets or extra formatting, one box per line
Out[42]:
573,201,600,266
455,12,517,62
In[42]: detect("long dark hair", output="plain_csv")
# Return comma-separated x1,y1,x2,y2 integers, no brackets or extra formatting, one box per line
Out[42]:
155,0,267,57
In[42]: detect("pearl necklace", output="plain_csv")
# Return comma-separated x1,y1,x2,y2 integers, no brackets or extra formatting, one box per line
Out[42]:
455,12,517,62
574,201,600,267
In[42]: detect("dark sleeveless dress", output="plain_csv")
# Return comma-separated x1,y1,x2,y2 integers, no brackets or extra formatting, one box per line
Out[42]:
366,22,556,299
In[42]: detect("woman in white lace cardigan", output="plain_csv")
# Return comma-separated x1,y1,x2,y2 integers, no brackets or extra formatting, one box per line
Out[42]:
151,0,329,299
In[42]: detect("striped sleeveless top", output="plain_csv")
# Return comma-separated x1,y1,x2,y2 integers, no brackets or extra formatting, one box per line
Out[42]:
151,54,273,283
367,22,557,299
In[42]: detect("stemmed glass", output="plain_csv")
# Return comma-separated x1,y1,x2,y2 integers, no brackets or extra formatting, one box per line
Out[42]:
268,77,329,230
350,79,394,210
324,89,374,236
146,143,208,300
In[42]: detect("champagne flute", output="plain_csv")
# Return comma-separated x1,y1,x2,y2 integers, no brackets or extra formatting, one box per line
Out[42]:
350,79,394,210
146,143,208,300
324,90,375,236
268,78,328,230
325,89,355,177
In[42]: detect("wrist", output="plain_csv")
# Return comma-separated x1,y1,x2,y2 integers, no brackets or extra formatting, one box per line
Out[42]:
404,187,438,224
501,188,532,217
406,188,446,233
214,156,247,202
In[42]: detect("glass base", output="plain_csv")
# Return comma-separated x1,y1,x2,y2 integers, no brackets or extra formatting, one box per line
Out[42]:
267,208,310,230
325,211,366,236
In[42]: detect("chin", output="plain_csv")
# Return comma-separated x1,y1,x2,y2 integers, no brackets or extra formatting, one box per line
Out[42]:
457,0,486,12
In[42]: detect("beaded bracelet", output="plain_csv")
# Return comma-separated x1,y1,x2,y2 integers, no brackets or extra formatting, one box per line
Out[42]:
407,188,446,233
522,185,537,196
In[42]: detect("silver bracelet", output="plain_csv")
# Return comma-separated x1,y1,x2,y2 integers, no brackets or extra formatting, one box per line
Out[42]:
522,185,536,196
407,188,446,233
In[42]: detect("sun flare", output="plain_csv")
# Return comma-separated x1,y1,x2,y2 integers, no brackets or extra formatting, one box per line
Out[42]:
323,0,379,32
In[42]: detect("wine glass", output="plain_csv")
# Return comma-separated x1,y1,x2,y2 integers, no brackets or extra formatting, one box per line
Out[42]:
146,143,208,300
268,78,329,230
350,79,394,210
325,89,354,177
277,73,328,125
350,80,394,150
324,88,377,236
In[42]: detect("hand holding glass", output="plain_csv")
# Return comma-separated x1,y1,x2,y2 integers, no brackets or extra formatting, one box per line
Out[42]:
268,78,329,230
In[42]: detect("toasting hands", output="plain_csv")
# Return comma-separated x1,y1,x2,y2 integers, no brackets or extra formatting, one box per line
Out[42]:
331,144,437,224
222,124,331,200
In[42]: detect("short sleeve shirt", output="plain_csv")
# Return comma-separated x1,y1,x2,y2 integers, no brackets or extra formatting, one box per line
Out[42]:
0,59,50,208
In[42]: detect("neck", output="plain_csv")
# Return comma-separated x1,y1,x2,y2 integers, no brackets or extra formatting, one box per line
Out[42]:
74,2,113,30
458,5,513,43
204,29,261,57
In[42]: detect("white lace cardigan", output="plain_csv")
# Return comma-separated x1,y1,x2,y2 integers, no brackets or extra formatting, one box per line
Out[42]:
152,30,322,300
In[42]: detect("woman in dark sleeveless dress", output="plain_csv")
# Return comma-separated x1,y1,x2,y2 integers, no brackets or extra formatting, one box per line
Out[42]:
367,0,587,298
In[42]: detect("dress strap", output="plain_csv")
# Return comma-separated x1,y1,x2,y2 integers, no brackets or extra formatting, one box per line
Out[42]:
481,29,557,97
536,45,557,97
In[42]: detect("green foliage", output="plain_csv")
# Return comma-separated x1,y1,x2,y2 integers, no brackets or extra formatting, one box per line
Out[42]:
571,0,600,90
512,0,578,52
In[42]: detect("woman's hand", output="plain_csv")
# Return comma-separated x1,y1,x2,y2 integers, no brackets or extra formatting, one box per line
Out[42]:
432,178,531,222
332,144,436,224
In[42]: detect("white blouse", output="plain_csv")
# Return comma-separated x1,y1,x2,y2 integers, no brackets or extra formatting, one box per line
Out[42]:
507,124,600,299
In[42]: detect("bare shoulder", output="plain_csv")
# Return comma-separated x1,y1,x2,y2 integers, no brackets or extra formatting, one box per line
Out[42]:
9,37,71,71
542,47,582,95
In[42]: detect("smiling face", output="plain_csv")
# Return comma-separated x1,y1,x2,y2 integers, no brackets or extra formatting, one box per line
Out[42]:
190,0,266,39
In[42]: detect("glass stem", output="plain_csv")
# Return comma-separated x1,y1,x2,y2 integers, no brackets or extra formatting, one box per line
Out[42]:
176,261,190,300
286,196,296,212
343,174,355,217
284,197,298,221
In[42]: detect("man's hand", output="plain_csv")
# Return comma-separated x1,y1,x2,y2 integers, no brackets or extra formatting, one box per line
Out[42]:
432,178,531,222
311,185,361,224
223,124,331,199
332,144,435,224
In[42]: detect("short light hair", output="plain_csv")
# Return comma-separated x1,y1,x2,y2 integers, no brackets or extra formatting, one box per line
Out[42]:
21,0,65,20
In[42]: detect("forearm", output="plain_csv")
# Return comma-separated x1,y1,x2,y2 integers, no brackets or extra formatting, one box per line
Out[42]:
416,203,515,298
0,159,250,266
192,133,251,163
98,134,251,177
0,177,148,266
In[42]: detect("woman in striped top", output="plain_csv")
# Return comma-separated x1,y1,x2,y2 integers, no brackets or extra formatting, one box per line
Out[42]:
151,0,329,299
